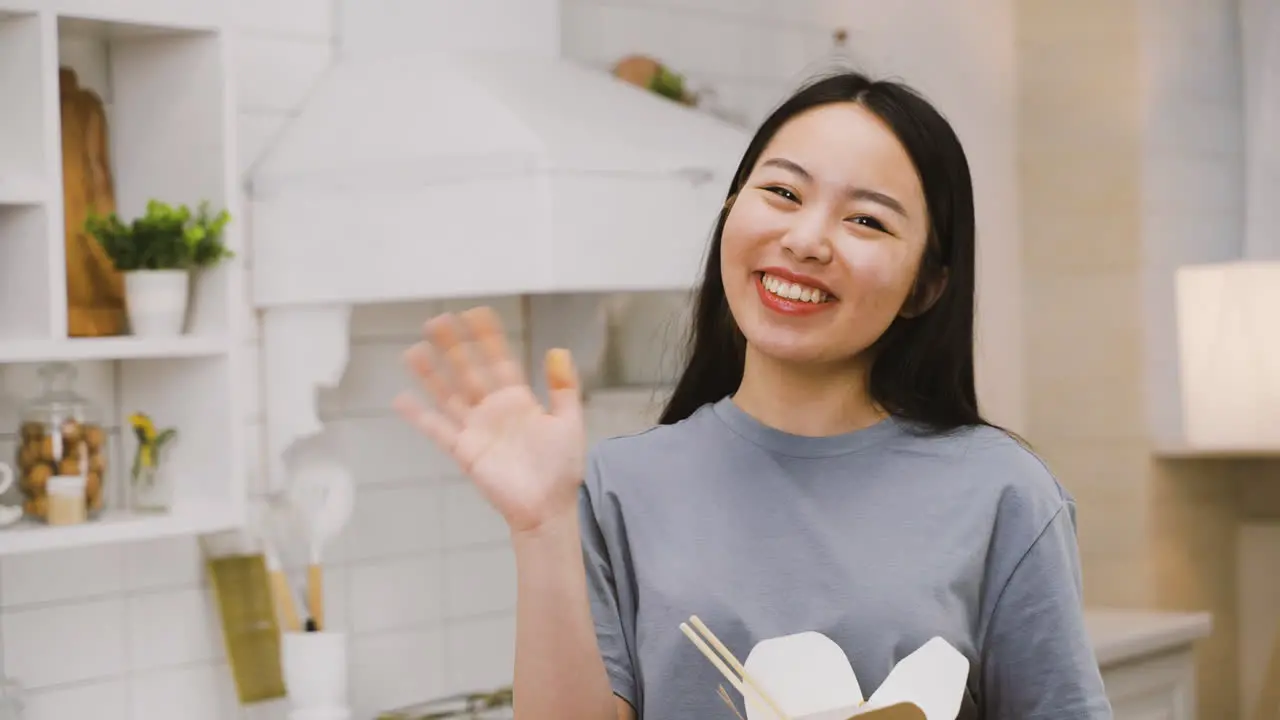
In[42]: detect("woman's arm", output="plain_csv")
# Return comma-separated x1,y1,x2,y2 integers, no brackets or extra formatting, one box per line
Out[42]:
980,501,1112,719
512,509,631,720
391,310,630,718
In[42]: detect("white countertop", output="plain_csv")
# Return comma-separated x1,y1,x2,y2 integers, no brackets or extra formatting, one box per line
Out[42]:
1085,608,1213,667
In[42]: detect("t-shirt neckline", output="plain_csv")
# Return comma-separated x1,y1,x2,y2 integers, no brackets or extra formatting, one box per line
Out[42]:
710,395,904,458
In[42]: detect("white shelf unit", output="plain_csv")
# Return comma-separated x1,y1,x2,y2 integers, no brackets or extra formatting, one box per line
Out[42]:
0,7,247,555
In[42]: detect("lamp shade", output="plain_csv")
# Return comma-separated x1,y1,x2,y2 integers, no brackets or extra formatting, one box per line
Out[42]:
1175,261,1280,450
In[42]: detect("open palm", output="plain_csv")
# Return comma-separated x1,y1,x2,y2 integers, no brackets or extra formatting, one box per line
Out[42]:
393,307,586,535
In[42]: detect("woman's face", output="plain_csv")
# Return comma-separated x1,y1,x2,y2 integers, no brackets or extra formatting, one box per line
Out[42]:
720,102,935,367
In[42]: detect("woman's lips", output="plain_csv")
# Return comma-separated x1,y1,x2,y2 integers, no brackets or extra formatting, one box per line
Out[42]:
755,272,836,316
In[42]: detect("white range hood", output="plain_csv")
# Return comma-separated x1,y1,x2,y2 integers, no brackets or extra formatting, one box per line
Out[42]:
248,1,750,492
249,51,748,308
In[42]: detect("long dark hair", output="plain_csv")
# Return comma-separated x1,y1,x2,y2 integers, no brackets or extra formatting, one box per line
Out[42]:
658,71,987,433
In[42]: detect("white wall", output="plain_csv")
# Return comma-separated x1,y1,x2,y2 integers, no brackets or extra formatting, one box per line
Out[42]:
0,1,1020,718
337,0,560,59
1139,0,1246,449
1239,0,1280,260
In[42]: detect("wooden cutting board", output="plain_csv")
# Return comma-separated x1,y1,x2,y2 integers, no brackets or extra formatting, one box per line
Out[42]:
60,66,126,337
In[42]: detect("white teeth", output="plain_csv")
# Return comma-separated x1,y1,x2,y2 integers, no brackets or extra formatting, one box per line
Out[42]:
762,274,829,304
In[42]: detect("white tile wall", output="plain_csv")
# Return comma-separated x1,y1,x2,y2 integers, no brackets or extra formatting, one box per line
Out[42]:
0,0,1022,717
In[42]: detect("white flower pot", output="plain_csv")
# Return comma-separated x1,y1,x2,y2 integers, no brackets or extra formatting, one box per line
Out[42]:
124,270,190,337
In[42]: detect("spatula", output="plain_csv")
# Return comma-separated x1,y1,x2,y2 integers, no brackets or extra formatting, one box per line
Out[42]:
287,455,355,631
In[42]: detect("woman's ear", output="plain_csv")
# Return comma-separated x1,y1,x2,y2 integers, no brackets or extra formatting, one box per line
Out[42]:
899,266,949,319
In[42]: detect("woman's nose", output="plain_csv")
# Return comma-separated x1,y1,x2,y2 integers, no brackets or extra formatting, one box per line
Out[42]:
778,212,833,263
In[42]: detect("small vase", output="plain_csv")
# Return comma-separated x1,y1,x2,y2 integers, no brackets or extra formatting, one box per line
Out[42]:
130,463,174,513
124,269,190,337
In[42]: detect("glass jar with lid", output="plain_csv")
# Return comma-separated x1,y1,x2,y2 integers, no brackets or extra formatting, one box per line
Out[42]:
16,362,107,522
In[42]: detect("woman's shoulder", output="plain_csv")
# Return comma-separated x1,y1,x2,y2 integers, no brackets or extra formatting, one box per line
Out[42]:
887,423,1075,561
944,423,1073,527
892,420,1070,520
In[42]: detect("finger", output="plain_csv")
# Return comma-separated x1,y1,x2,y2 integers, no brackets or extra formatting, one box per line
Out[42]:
403,342,468,425
544,348,582,423
461,306,524,388
392,392,460,453
425,314,489,403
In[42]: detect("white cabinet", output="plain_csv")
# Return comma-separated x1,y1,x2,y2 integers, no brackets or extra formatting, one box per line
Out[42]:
1102,648,1197,720
0,4,246,555
1087,609,1212,720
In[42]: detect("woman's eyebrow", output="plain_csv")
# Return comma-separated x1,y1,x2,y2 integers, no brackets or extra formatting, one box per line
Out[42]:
760,157,908,218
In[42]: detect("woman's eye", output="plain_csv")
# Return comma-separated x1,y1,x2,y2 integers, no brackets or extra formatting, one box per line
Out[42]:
764,186,799,203
848,215,887,233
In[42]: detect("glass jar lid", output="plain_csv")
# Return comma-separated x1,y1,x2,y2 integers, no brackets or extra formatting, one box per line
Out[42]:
20,362,96,425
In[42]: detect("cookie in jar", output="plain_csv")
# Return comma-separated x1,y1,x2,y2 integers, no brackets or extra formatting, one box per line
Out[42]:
17,362,107,522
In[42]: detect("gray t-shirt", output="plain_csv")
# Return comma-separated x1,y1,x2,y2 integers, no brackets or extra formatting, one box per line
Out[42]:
579,397,1112,720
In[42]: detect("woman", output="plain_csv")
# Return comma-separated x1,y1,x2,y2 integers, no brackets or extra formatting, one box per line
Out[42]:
394,72,1112,720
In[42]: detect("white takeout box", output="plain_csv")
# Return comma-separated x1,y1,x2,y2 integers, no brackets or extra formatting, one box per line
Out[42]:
741,632,970,720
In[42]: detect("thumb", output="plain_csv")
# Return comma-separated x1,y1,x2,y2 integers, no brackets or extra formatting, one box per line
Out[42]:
544,348,582,421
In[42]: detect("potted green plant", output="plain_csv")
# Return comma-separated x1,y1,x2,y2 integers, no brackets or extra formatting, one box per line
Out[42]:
85,199,233,337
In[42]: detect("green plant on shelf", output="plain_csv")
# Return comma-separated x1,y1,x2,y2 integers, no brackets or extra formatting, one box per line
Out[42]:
85,199,234,272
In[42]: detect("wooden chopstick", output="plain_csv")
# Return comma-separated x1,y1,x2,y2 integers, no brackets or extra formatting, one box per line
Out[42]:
681,616,793,720
719,684,747,720
680,623,744,693
691,616,792,720
689,617,754,685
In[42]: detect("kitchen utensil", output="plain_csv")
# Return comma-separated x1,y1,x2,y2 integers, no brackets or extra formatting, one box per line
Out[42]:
719,685,747,720
287,454,354,630
680,616,791,720
60,66,127,337
256,498,304,633
266,544,302,632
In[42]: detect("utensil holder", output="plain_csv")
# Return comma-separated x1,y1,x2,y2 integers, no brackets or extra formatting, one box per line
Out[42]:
281,631,350,718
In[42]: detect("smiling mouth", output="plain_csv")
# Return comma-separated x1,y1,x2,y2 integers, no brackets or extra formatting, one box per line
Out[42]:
759,272,834,304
